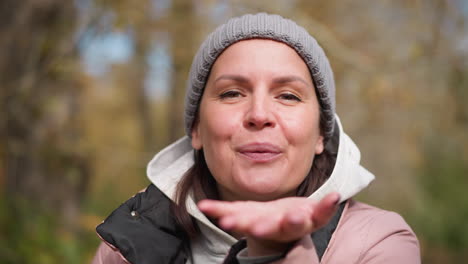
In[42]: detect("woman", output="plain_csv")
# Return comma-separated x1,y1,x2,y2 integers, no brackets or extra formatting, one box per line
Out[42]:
92,13,420,264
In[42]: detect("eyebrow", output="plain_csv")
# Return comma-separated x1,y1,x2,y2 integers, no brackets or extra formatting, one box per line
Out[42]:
213,74,311,87
213,74,249,85
272,76,311,87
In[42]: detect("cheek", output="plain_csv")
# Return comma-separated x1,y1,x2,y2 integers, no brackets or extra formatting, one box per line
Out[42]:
200,105,241,141
198,106,242,191
280,108,320,146
198,104,243,170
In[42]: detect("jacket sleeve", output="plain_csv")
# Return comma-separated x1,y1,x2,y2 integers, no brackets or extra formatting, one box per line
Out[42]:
228,236,320,264
91,242,129,264
234,211,420,264
273,235,320,264
357,211,421,264
222,236,320,264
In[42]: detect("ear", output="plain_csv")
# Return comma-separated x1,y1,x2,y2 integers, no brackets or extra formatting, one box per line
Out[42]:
191,119,203,150
314,135,324,155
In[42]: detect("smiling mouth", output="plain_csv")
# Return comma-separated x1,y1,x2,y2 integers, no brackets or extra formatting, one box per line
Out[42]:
236,143,283,163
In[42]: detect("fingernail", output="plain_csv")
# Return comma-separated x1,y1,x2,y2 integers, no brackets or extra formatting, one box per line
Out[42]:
332,194,341,206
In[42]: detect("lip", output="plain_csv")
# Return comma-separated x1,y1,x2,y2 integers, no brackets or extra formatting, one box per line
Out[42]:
236,143,283,163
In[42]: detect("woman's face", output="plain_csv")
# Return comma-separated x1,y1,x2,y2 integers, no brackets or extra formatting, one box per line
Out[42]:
191,39,324,202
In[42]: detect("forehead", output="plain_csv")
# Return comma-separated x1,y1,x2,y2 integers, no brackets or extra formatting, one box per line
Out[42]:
209,39,310,78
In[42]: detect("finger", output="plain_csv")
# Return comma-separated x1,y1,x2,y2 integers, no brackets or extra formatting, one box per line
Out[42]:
197,199,238,219
219,211,253,231
251,200,314,240
250,214,283,237
200,200,274,234
279,205,314,241
311,192,340,228
219,215,237,229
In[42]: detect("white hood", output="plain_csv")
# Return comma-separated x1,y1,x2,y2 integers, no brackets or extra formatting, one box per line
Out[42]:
146,114,375,257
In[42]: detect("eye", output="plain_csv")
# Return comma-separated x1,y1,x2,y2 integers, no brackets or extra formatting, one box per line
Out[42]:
219,90,242,99
278,93,301,102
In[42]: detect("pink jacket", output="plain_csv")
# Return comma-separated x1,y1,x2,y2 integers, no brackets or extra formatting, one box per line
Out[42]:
323,200,419,263
91,199,420,264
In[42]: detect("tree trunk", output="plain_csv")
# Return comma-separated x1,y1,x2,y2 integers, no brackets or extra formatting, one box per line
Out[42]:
0,0,90,228
168,0,196,141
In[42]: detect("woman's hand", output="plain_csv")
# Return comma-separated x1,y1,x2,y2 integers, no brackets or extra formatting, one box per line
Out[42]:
198,192,340,256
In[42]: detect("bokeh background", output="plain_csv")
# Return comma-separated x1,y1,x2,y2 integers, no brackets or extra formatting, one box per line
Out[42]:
1,0,467,263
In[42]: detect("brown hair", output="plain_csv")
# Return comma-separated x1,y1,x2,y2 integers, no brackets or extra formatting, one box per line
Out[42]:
171,109,338,238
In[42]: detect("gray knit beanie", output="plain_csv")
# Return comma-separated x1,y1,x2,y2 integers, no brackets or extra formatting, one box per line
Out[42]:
184,13,336,139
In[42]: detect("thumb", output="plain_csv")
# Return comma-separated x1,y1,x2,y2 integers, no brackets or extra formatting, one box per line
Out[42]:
311,192,340,228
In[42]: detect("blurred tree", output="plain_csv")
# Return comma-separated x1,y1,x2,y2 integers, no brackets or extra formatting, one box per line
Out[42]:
0,0,94,263
0,0,90,227
410,1,468,262
168,0,196,140
132,19,156,154
94,0,158,155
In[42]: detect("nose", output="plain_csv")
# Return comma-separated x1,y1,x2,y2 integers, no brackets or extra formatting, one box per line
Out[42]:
243,96,275,130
